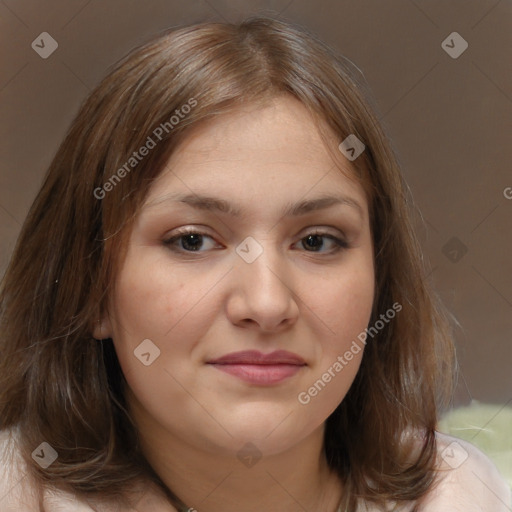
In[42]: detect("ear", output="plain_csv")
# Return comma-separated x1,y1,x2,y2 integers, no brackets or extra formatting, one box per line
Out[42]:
92,311,113,340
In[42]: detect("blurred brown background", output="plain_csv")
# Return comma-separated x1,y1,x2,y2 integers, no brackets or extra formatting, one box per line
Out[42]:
0,0,511,409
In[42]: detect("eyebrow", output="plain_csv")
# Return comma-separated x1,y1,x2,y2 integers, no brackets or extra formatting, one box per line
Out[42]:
144,192,364,218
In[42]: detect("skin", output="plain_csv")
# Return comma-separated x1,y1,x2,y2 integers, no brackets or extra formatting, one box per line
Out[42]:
95,95,375,512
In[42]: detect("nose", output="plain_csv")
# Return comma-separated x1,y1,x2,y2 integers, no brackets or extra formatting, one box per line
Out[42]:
225,243,300,333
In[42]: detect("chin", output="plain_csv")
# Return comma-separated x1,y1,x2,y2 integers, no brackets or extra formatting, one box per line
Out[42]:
202,408,323,456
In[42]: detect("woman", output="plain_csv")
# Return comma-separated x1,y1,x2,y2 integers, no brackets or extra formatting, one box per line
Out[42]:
0,15,509,512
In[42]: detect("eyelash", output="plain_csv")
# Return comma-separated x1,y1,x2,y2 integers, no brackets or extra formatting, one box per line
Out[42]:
162,228,350,256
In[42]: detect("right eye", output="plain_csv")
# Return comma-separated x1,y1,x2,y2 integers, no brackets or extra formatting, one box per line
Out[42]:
163,229,222,253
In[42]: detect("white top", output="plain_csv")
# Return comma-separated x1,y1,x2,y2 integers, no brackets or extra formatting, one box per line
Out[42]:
0,428,510,511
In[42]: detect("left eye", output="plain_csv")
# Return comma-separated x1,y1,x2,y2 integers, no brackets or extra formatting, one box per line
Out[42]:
295,233,348,253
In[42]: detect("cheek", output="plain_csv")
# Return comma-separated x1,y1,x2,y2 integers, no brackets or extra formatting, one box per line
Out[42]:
107,254,226,394
107,257,223,423
111,257,215,343
307,260,375,344
294,259,374,413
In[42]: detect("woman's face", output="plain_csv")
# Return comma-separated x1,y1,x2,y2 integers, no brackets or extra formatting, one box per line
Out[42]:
97,95,375,458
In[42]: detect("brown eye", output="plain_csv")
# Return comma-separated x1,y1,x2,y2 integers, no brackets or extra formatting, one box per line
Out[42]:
302,234,324,251
298,232,349,253
163,230,220,253
178,233,204,251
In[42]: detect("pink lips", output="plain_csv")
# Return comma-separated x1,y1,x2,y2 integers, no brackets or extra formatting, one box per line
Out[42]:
207,350,306,385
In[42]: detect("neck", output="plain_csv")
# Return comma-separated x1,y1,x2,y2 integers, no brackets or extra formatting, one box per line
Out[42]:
130,401,343,511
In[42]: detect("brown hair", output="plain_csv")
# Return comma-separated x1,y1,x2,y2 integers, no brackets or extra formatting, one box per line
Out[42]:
0,15,455,511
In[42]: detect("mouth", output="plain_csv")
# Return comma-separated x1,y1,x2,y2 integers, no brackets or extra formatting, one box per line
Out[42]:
206,350,306,386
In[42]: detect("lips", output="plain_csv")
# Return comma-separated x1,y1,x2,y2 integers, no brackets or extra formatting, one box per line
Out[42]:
207,350,306,366
207,350,306,385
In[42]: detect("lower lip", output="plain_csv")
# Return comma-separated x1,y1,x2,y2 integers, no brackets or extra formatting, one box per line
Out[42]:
208,363,303,385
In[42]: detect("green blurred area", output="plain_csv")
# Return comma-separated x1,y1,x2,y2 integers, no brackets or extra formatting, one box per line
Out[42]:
439,401,512,489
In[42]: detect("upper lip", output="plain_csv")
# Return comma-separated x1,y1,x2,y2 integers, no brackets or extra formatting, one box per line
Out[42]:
207,350,306,365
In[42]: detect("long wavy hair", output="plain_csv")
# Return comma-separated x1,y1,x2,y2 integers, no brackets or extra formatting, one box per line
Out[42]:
0,15,455,511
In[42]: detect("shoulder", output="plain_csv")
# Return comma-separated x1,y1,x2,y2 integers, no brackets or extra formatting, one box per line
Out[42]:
0,428,85,511
0,428,178,512
418,431,511,511
360,430,512,512
0,427,41,511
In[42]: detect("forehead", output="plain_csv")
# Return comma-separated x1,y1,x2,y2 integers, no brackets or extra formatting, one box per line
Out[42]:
168,96,340,167
142,95,368,216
